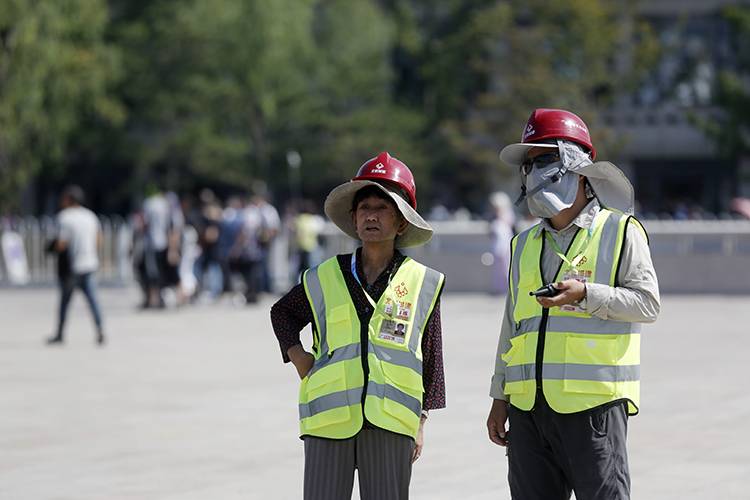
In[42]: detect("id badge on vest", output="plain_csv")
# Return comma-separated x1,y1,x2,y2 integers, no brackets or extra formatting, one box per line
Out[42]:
351,252,412,345
378,297,412,344
560,267,590,313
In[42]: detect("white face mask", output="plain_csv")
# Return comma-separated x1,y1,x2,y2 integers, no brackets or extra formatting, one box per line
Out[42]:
525,161,579,218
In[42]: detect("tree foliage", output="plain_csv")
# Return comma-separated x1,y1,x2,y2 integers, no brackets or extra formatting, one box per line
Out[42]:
1,0,651,213
0,0,122,211
705,6,750,159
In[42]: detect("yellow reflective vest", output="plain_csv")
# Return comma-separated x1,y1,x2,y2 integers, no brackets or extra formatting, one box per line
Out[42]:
504,208,644,415
299,255,444,440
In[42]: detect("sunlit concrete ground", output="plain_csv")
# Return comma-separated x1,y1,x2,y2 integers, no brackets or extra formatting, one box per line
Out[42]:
0,286,747,499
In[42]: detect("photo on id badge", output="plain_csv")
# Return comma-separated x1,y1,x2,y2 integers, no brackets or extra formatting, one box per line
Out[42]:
379,319,407,344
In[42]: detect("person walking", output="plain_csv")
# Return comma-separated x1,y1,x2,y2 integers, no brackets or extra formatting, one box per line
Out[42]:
270,152,446,500
141,187,171,308
228,195,263,304
46,185,106,346
486,109,660,499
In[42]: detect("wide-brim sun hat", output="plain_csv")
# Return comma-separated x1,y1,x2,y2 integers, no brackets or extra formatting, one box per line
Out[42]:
500,108,635,214
574,161,635,215
500,142,559,169
324,152,433,248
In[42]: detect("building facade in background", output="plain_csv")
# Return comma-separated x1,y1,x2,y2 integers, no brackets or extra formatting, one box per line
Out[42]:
610,0,746,218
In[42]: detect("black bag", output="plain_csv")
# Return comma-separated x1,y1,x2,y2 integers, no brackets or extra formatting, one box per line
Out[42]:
46,239,72,281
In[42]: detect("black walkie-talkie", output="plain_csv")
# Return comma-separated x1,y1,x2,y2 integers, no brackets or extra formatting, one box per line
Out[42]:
529,283,560,297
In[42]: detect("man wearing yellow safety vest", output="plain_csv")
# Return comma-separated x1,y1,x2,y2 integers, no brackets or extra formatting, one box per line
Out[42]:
271,152,445,500
486,109,660,499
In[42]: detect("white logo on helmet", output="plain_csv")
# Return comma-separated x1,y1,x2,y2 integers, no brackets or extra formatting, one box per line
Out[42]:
371,162,387,174
523,124,536,141
563,118,588,133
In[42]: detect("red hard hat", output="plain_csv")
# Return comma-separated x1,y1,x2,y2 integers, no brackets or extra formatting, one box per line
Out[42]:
521,108,596,160
353,152,417,208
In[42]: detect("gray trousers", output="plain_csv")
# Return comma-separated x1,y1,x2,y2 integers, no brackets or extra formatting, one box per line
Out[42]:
303,426,415,500
508,396,630,500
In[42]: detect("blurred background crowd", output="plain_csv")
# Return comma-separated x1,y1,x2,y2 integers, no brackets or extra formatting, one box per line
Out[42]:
2,0,750,297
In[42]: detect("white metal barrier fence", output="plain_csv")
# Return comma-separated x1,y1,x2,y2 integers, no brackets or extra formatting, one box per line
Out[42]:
0,216,132,285
2,217,750,293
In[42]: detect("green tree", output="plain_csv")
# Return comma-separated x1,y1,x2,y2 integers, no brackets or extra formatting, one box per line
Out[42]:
0,0,122,211
295,0,426,202
112,0,315,192
386,0,655,211
110,0,424,204
705,6,750,160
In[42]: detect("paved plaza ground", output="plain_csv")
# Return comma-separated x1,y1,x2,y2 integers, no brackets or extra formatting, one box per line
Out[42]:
1,287,748,499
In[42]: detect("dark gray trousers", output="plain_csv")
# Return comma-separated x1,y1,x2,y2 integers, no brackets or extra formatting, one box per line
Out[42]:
303,427,415,500
508,396,630,500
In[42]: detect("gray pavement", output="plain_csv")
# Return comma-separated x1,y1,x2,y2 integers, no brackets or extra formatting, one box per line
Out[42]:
0,287,748,499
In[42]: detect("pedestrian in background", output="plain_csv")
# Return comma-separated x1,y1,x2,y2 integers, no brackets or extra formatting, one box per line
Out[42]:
293,200,325,277
193,189,223,300
253,193,280,294
164,191,186,305
46,185,105,346
486,109,660,499
224,195,263,304
271,152,446,500
233,195,263,303
488,191,515,295
219,195,247,298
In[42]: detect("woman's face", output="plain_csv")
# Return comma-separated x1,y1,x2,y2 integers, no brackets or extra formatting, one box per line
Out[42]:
352,194,407,245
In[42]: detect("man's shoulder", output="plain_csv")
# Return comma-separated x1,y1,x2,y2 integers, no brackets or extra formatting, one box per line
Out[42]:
515,223,541,241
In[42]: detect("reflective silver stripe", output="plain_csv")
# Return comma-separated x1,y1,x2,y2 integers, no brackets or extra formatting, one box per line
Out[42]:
511,230,532,308
304,266,328,355
595,211,620,285
366,381,422,418
408,266,443,353
513,317,542,338
369,341,421,375
505,363,640,383
307,343,361,379
514,315,639,337
505,363,536,383
299,387,363,419
547,316,641,334
543,363,640,382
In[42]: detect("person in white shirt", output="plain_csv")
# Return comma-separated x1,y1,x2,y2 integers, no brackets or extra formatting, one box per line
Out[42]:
47,185,105,346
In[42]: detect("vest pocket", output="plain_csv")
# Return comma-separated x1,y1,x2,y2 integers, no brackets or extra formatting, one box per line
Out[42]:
303,361,348,404
380,362,423,424
299,361,353,429
326,304,354,351
327,304,350,324
502,336,528,395
563,336,617,395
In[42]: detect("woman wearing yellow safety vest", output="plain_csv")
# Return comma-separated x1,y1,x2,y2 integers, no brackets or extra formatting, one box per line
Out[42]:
486,109,660,500
271,152,445,500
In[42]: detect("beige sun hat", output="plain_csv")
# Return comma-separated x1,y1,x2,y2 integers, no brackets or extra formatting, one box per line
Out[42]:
558,140,635,214
323,152,433,248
